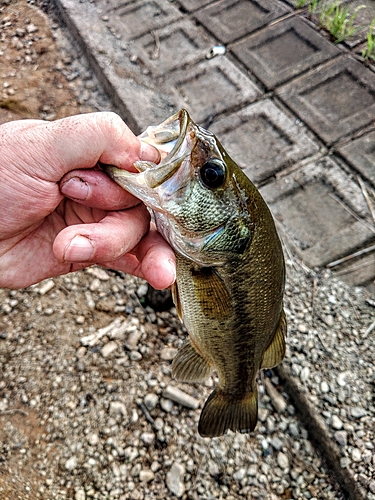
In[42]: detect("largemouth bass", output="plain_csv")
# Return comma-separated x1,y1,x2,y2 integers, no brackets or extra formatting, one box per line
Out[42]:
102,109,286,438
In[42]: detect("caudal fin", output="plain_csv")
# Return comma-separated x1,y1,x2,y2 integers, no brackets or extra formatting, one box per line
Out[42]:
198,388,258,438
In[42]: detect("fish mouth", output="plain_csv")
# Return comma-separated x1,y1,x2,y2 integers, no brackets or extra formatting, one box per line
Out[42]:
102,109,193,210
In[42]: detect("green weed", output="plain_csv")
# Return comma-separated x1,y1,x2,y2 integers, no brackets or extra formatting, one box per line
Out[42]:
318,1,365,43
362,18,375,62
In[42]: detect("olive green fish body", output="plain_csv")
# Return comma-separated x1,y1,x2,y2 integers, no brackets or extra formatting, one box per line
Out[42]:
103,110,286,438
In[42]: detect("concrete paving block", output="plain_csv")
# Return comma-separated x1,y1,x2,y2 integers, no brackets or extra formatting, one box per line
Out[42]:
231,16,340,89
260,157,374,271
277,57,375,145
338,0,375,48
210,99,320,184
177,0,214,12
131,19,216,77
337,131,375,187
195,0,290,44
168,56,261,123
113,0,182,40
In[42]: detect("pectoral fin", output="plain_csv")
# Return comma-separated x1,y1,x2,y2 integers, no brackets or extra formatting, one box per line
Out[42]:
192,267,231,320
261,310,287,369
172,341,212,382
171,281,183,320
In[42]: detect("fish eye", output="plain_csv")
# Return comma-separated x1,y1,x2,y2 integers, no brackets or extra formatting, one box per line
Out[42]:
199,159,226,189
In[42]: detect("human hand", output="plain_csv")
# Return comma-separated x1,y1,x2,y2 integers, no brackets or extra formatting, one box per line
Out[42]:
0,112,176,290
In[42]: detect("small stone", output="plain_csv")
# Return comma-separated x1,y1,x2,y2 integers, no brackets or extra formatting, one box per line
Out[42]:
208,459,220,476
288,422,299,437
320,381,329,393
350,406,366,419
340,456,350,468
369,481,375,493
248,464,257,476
160,347,178,361
26,24,38,33
270,437,283,451
140,432,155,445
162,385,199,409
277,452,289,470
76,315,85,325
233,468,246,481
160,398,174,413
109,401,127,419
334,431,347,446
130,350,142,361
166,462,185,498
351,448,362,462
38,280,55,295
101,341,118,358
65,456,78,471
87,433,99,446
139,469,154,482
75,489,85,500
299,366,310,383
144,393,159,411
297,323,308,333
136,284,148,298
331,415,343,430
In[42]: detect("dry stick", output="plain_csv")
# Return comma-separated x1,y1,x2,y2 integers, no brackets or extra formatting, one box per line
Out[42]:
326,243,375,268
328,193,375,235
357,175,375,227
363,319,375,339
151,30,160,60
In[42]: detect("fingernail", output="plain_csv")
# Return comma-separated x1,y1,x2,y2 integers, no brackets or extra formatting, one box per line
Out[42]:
60,177,90,200
64,235,94,262
167,258,176,286
140,141,161,163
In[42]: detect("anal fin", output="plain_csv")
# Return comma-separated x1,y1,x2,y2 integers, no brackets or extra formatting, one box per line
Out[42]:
261,309,287,370
198,388,258,438
172,341,212,382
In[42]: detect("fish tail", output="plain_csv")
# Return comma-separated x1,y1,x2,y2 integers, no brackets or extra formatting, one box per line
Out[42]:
198,388,258,438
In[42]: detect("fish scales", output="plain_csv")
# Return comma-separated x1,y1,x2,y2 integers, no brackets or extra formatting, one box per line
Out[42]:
102,109,286,438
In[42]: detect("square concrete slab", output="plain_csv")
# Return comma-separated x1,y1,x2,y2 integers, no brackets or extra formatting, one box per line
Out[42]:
231,16,340,89
130,19,216,77
113,0,182,40
210,99,320,184
337,131,375,187
195,0,290,44
277,56,375,145
177,0,214,12
168,56,261,123
261,157,374,269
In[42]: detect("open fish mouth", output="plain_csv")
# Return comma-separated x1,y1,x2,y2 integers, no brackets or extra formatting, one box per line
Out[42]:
101,110,194,209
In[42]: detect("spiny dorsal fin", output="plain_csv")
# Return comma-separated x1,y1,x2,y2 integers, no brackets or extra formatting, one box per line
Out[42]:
198,388,258,438
172,341,212,382
192,267,231,320
261,310,287,370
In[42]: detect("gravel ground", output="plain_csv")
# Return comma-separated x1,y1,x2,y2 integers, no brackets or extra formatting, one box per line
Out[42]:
0,2,374,500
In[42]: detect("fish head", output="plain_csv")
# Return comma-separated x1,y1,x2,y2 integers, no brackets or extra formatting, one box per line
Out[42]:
103,109,253,266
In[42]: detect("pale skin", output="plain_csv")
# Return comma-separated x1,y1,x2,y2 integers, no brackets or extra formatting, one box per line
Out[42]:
0,112,176,290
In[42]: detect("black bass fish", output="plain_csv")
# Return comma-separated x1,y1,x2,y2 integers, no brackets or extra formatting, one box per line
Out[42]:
102,109,286,437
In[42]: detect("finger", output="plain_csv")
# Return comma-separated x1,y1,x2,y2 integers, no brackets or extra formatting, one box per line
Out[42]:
101,226,176,290
52,205,150,264
60,170,142,210
11,112,160,182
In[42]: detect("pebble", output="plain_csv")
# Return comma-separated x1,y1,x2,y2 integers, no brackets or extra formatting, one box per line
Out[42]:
139,469,154,482
277,452,289,470
299,366,310,383
334,430,347,446
144,393,159,411
75,489,85,500
65,456,78,471
162,385,200,409
320,381,329,393
130,350,142,361
140,432,155,445
160,398,174,413
109,401,127,418
331,415,343,430
351,448,362,462
350,406,366,418
166,462,185,498
160,347,178,361
101,341,118,358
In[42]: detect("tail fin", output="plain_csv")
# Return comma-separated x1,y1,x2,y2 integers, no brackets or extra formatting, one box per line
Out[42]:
198,388,258,438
